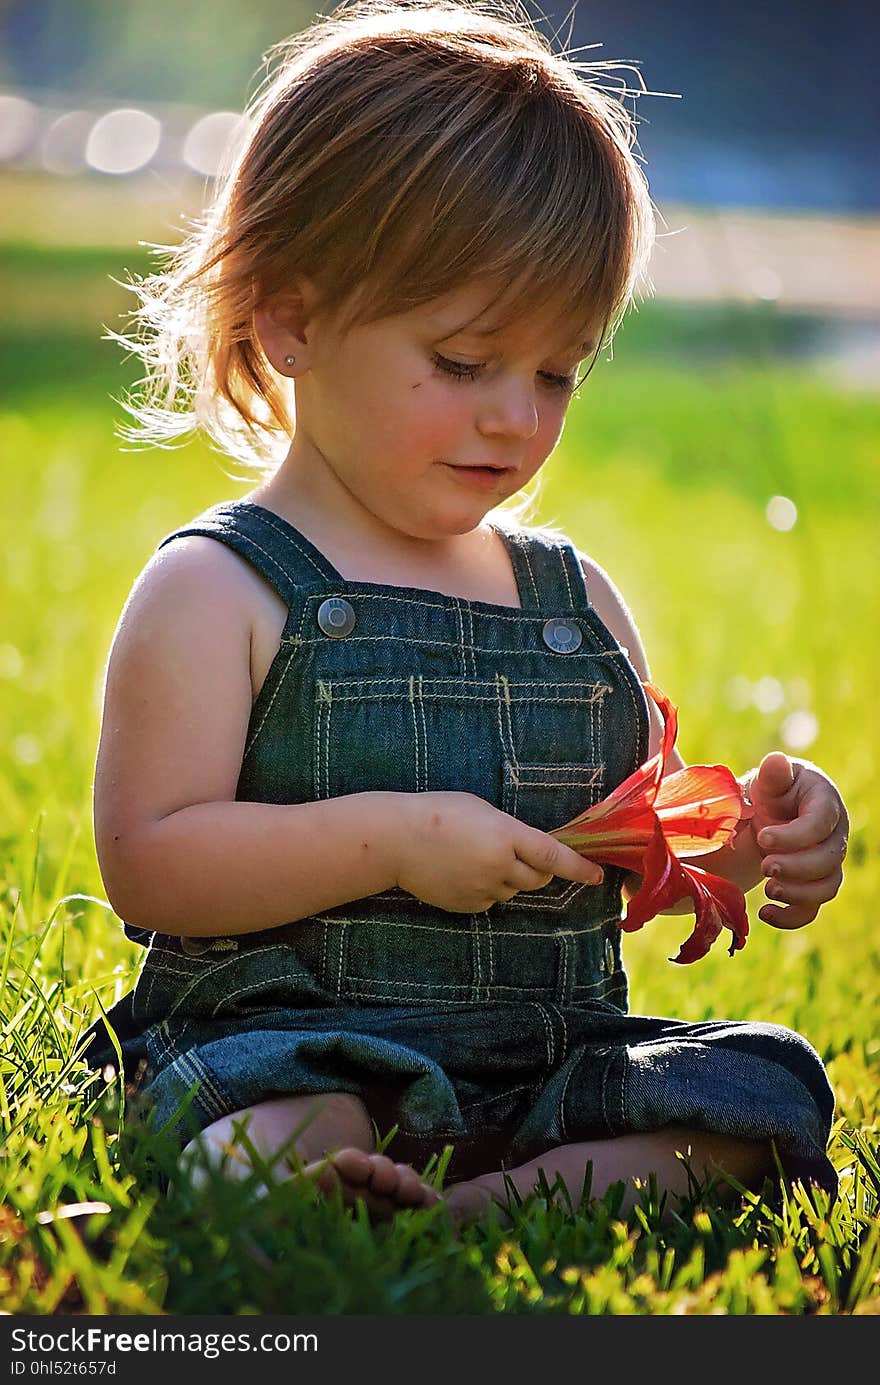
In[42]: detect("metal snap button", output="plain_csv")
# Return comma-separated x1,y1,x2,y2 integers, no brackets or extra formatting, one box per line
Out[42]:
181,935,213,956
542,618,582,654
317,597,356,638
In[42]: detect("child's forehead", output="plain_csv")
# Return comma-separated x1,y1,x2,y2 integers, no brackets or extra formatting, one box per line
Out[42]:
414,282,593,357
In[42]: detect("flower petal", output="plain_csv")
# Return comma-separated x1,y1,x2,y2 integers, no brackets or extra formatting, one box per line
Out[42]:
619,821,750,963
654,764,749,855
669,865,750,964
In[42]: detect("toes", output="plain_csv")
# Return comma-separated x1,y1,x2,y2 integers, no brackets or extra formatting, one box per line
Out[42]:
327,1147,374,1186
394,1163,440,1207
363,1154,399,1196
306,1147,440,1219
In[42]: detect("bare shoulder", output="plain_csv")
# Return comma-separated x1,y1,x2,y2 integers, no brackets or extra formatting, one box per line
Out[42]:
93,537,259,892
128,532,267,625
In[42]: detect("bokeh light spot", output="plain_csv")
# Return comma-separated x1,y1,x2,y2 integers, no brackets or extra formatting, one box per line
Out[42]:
748,267,782,301
781,709,819,751
182,111,249,177
12,734,42,765
0,643,24,679
41,110,91,175
85,108,161,174
753,676,785,714
766,494,798,531
0,94,38,159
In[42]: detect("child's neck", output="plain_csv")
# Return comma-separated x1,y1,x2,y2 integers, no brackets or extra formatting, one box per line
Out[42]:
245,468,493,574
242,475,519,608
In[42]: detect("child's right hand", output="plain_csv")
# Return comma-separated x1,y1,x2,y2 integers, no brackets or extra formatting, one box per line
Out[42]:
395,791,605,913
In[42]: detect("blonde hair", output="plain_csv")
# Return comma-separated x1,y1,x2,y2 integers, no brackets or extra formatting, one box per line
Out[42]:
112,0,657,521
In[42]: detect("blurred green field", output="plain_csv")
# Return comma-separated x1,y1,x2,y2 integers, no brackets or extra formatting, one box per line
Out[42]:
1,227,879,1314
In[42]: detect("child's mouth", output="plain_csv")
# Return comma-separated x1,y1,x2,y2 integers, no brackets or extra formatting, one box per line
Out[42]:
443,463,512,490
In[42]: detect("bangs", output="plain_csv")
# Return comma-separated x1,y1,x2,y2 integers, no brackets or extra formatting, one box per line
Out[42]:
324,59,650,358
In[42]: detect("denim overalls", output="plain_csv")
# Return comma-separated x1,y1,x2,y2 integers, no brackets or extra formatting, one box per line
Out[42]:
83,500,837,1193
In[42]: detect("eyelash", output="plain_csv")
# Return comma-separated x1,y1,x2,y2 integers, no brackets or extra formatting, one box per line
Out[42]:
430,352,580,396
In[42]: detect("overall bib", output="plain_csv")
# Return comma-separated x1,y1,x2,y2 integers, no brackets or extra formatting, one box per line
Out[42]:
83,500,837,1192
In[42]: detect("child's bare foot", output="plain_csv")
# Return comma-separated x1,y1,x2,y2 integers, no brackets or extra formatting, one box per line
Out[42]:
443,1175,514,1228
305,1147,442,1222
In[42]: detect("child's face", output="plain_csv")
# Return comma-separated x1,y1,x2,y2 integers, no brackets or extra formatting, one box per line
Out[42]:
292,277,592,542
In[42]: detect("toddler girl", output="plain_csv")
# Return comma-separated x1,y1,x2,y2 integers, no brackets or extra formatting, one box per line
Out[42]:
83,0,847,1223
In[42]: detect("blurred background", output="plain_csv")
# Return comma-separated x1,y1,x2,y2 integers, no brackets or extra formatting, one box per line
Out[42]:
1,0,878,1017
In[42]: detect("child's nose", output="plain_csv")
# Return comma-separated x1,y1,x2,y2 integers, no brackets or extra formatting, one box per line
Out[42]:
477,377,540,439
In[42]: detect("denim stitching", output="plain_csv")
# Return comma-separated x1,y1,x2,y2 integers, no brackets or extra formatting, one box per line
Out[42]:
609,648,648,767
337,976,562,996
562,542,590,606
336,921,346,996
458,1082,531,1113
187,1054,230,1122
177,1049,229,1122
556,543,575,606
313,686,612,704
503,886,599,913
208,968,323,1013
312,678,610,693
496,676,518,766
471,915,482,1003
164,526,307,598
233,508,336,580
290,632,626,658
599,1049,611,1129
314,685,330,799
279,913,625,939
532,1001,555,1067
511,767,603,788
549,1001,569,1061
518,537,541,606
244,646,298,762
320,919,329,988
556,933,570,1004
149,1020,175,1066
294,592,530,621
558,1058,578,1142
486,922,495,996
417,676,429,792
450,598,467,680
466,603,477,680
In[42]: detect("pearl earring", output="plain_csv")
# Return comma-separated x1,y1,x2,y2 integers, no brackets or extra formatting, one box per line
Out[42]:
284,354,296,367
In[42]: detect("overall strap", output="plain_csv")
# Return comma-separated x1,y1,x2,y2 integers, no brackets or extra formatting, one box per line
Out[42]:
498,522,591,613
155,500,340,606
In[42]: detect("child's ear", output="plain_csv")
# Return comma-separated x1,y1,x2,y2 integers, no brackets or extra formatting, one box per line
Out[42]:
253,277,322,374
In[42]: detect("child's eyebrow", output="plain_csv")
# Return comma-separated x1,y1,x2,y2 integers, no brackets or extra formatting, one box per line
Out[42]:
434,319,594,356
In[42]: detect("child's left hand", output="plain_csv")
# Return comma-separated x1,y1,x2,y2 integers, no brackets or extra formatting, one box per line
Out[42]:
745,753,849,929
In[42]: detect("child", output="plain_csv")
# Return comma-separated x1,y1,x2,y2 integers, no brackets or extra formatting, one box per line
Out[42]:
83,0,848,1223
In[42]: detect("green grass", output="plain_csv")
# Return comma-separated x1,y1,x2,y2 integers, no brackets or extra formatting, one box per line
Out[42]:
1,236,879,1315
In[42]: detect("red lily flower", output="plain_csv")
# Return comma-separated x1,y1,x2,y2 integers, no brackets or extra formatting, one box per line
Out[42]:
549,683,752,963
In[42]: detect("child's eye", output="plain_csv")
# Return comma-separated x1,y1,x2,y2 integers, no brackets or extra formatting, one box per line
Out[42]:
430,352,579,397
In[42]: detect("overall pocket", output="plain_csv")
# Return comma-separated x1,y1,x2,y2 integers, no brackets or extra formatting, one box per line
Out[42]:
312,673,611,802
502,762,606,909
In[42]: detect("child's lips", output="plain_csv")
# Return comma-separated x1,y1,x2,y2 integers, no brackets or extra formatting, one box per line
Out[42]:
443,462,514,490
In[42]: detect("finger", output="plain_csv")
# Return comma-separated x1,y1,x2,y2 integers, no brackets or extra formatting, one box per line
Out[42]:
763,874,842,908
756,790,843,854
762,840,847,884
758,901,819,930
507,858,555,892
519,832,604,886
751,751,796,808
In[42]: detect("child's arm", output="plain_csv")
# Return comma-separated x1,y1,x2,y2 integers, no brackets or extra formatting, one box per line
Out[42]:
94,540,600,935
579,554,848,927
93,540,404,935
